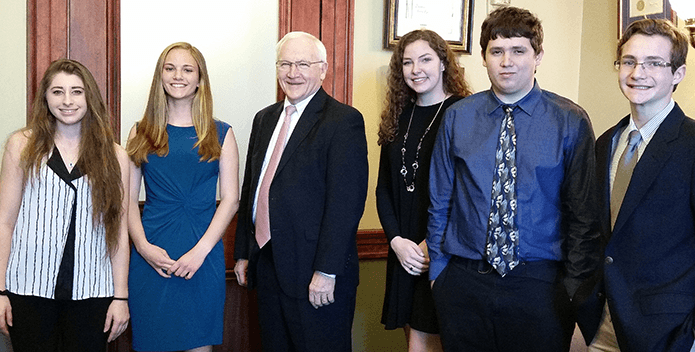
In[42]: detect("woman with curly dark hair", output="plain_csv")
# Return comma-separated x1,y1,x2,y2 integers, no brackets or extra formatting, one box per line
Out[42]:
377,29,472,351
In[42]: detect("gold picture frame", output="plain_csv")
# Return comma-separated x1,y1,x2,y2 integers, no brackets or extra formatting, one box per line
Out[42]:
385,0,474,53
619,0,674,37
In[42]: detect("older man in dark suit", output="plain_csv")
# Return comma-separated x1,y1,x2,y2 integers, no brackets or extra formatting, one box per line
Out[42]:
578,19,695,352
233,31,368,352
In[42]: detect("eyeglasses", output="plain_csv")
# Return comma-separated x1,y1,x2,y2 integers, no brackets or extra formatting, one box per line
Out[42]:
276,60,324,72
614,59,672,71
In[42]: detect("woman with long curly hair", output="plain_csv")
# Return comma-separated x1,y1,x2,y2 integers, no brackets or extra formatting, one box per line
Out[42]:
126,42,239,352
0,59,130,351
377,29,472,351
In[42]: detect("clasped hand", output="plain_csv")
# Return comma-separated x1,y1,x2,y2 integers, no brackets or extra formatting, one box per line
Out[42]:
391,236,430,276
140,243,205,280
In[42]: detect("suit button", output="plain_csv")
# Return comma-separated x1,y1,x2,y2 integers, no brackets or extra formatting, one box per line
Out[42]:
605,256,613,265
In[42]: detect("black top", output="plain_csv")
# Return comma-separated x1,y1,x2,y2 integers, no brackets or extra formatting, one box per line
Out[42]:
48,146,83,300
377,95,464,330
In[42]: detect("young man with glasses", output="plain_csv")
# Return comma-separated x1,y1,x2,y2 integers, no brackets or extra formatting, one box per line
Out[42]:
578,18,694,352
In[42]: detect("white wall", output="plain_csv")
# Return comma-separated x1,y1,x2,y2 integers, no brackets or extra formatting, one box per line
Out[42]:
0,0,27,146
121,0,279,180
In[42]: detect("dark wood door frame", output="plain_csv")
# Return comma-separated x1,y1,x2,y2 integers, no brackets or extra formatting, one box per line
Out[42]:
278,0,354,105
27,0,120,139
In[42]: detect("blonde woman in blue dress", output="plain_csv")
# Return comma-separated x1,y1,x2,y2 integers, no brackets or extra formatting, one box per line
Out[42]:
126,42,239,352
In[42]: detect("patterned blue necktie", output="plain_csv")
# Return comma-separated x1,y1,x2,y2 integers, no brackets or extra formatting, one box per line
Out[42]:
485,105,519,276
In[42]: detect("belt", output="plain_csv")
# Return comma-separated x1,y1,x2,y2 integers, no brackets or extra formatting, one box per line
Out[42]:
450,256,494,274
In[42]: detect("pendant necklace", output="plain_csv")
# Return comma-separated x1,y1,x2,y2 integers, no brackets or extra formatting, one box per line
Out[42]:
400,99,445,193
55,141,78,171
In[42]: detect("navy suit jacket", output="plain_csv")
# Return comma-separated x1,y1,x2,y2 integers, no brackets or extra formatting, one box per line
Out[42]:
578,103,695,351
234,88,368,299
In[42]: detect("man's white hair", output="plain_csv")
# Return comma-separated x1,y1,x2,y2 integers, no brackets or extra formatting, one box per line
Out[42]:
276,31,327,62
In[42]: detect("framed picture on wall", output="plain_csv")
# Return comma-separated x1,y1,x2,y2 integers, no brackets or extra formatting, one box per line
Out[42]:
384,0,474,53
619,0,674,37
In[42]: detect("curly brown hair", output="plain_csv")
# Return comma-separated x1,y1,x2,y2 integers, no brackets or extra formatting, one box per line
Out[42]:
22,59,123,255
378,29,472,146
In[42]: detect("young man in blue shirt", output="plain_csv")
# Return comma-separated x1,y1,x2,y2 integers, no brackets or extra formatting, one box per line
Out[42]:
427,6,601,351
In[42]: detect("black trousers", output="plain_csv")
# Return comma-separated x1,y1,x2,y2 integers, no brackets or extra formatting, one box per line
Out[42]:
432,257,574,352
7,293,111,352
255,243,356,352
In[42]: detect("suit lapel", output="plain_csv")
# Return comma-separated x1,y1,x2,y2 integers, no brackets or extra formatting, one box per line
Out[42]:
612,105,685,233
275,88,327,174
250,103,284,194
257,104,284,158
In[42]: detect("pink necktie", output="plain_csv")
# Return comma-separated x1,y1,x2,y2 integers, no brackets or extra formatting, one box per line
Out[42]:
255,105,296,248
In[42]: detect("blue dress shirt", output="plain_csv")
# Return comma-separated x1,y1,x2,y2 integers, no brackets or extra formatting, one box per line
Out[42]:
427,82,600,294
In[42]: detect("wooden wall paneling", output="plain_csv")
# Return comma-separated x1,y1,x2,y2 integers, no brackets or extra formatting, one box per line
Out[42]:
68,0,121,140
105,0,120,140
357,230,389,259
341,0,353,98
27,0,68,119
277,0,353,105
26,0,120,138
68,0,107,100
321,0,336,100
320,0,354,104
219,217,262,352
291,0,322,34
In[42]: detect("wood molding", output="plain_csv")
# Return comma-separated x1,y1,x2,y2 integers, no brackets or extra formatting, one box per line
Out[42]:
355,229,389,260
27,0,68,121
26,0,121,140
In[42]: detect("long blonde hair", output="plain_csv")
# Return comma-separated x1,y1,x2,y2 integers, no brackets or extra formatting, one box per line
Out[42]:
127,42,220,166
22,59,122,255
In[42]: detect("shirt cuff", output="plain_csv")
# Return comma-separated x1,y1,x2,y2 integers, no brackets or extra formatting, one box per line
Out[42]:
317,271,336,279
428,254,451,281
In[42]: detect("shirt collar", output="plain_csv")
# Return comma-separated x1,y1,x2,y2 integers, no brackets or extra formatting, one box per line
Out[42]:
283,90,319,117
485,80,542,117
627,99,674,144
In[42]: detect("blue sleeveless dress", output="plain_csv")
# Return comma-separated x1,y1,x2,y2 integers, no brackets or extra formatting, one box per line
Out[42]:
129,121,229,351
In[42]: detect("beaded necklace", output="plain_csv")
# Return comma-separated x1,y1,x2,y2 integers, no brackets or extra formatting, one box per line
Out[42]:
400,99,445,192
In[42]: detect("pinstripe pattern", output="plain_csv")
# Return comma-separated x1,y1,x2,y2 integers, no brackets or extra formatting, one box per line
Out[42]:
6,165,113,300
